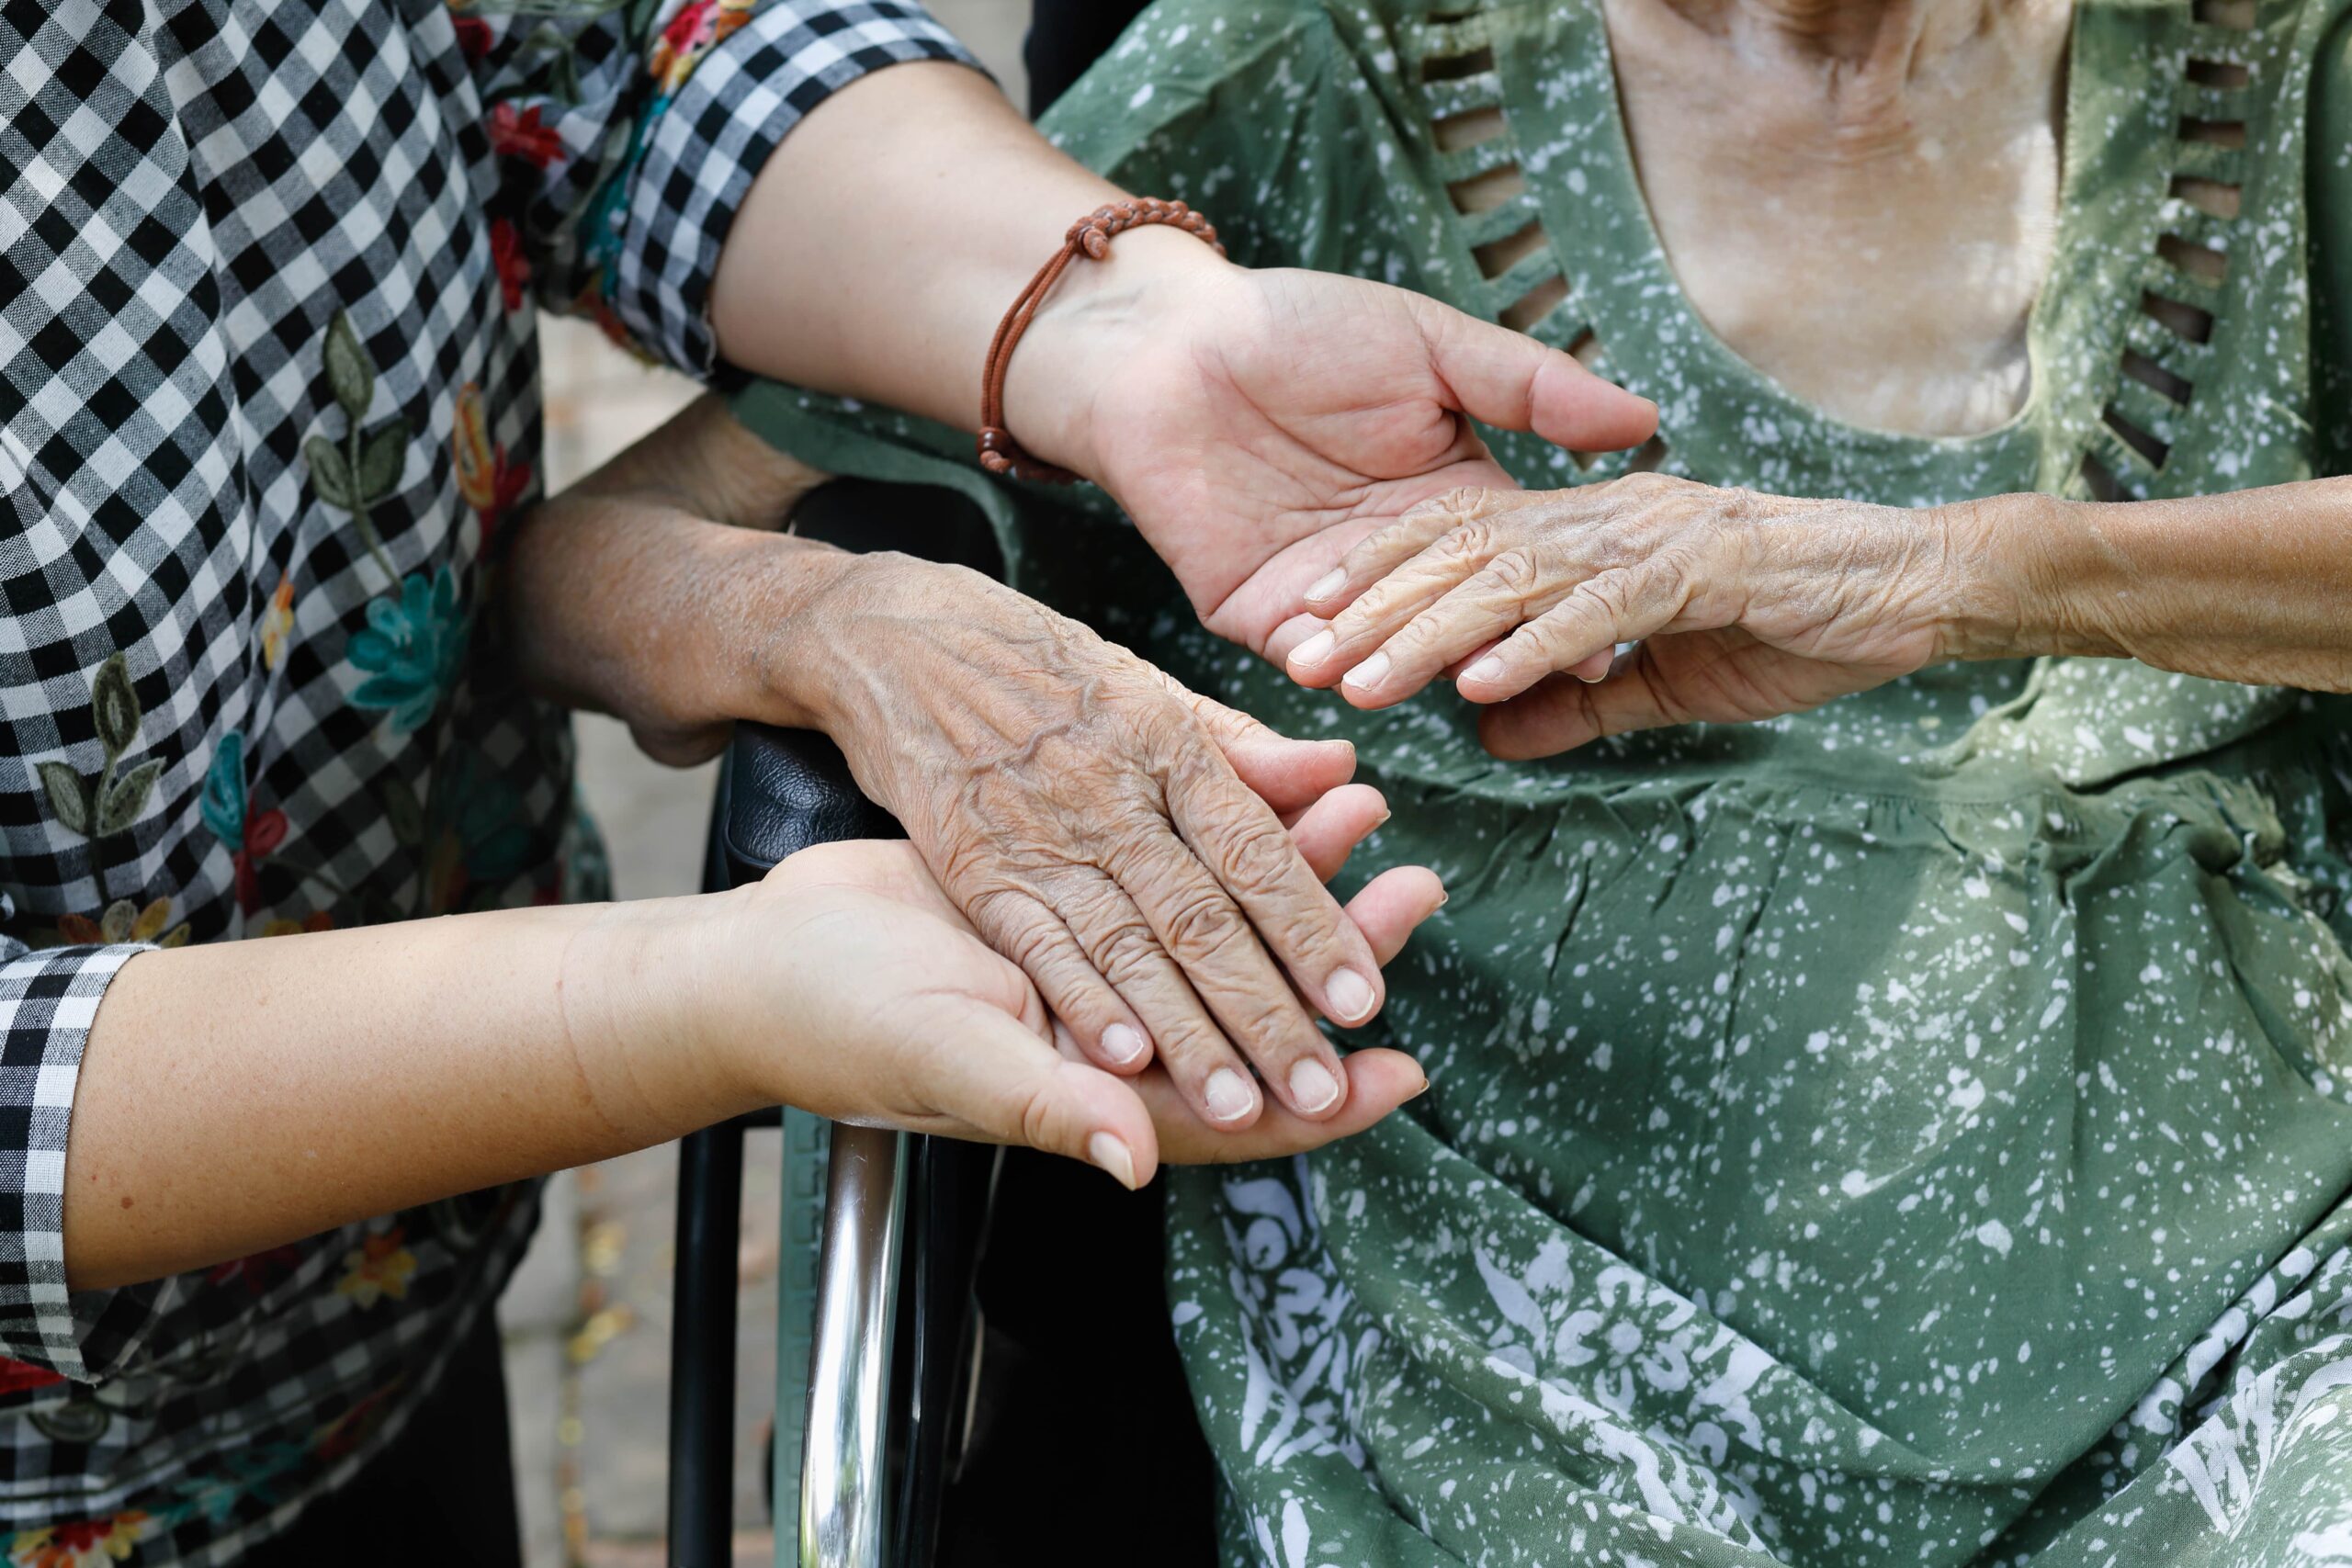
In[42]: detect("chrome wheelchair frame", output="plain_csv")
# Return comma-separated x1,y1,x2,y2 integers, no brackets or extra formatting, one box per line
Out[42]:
657,472,1215,1568
670,717,1001,1568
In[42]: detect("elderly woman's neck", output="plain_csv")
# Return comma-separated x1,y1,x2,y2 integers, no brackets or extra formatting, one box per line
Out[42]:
1650,0,2059,107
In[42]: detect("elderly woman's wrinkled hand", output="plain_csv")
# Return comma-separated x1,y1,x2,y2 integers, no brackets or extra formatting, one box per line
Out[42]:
787,552,1428,1132
1280,476,2007,759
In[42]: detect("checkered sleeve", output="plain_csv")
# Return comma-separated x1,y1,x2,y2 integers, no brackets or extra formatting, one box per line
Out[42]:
614,1,978,374
470,0,975,374
0,940,171,1382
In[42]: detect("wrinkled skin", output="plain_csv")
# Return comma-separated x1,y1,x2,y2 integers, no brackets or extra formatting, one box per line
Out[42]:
523,267,1658,1135
1284,477,2000,759
788,551,1419,1132
747,824,1442,1187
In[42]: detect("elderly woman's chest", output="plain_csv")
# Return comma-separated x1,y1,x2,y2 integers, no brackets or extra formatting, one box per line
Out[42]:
1600,6,2070,439
0,0,544,941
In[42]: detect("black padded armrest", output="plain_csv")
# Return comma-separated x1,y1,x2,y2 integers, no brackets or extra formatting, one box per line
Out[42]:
719,726,901,880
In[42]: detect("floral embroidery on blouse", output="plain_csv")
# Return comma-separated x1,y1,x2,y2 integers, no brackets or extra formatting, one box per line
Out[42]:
334,1231,418,1310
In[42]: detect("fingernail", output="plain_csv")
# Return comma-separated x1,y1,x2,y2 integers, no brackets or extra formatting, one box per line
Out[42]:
1342,651,1390,692
1087,1132,1138,1190
1288,1058,1341,1114
1102,1023,1148,1066
1290,629,1336,669
1325,966,1377,1023
1577,670,1606,684
1408,1074,1432,1101
1204,1068,1257,1124
1306,569,1347,603
1465,655,1505,684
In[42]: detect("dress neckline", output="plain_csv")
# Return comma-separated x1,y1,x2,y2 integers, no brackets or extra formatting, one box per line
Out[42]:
1396,0,2264,502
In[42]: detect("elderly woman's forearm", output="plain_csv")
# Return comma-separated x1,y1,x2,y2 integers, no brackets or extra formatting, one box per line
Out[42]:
1988,480,2352,690
502,398,852,759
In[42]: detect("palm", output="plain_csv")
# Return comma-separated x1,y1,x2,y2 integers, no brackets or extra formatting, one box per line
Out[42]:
1086,268,1654,658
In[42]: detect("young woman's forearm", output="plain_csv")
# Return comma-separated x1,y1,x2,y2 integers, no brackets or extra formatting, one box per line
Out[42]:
1986,479,2352,690
66,897,741,1291
707,61,1226,477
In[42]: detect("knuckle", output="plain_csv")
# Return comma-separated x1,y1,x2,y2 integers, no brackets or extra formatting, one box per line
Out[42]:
1212,816,1305,902
959,884,1031,940
1161,886,1252,966
1483,547,1541,600
1090,916,1170,990
1257,898,1350,959
1341,531,1401,577
1136,697,1210,758
1436,520,1498,565
1155,1019,1234,1076
998,916,1071,977
1015,1082,1064,1153
1402,485,1489,523
1385,615,1442,663
1056,876,1139,942
1573,572,1634,623
1227,993,1314,1055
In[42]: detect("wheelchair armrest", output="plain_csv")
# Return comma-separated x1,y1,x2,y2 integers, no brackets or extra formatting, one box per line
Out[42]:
718,723,902,885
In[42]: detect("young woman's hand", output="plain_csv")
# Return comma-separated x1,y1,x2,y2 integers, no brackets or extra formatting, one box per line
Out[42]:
62,764,1437,1286
1030,261,1661,663
1278,478,2003,758
728,793,1443,1189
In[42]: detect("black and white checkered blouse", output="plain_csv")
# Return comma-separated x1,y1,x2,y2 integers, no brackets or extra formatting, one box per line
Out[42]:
0,2,968,1559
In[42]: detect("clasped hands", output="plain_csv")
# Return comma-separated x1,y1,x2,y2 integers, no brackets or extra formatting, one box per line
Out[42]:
532,254,2007,1184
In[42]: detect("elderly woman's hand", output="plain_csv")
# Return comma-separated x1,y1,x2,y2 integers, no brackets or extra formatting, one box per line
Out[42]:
508,398,1424,1133
768,551,1418,1132
1280,477,2006,758
743,807,1442,1186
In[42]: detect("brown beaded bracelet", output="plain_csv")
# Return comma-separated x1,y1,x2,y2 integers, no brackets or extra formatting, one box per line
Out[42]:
978,198,1227,485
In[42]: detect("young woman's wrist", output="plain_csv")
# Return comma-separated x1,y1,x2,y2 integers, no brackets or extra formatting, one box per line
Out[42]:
999,224,1239,481
559,891,780,1134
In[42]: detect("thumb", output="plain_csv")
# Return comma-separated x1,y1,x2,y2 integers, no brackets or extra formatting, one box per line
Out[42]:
1413,297,1658,455
928,1005,1163,1190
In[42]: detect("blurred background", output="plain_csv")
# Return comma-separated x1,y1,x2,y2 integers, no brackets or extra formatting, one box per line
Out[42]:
499,8,1027,1563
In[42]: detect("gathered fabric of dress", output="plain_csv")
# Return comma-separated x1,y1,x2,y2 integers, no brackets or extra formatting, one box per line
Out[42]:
0,2,970,1562
736,0,2352,1561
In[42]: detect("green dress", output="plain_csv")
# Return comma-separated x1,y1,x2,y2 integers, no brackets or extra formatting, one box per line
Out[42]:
736,0,2352,1560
